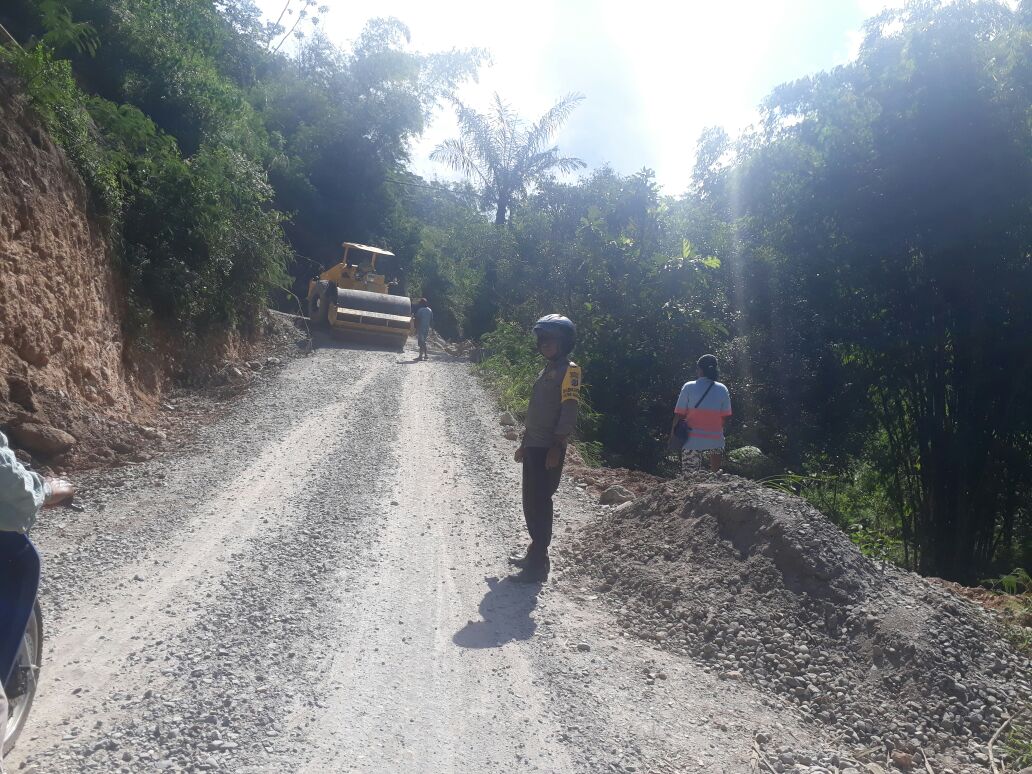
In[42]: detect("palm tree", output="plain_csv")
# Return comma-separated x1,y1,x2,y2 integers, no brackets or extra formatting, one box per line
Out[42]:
431,92,586,225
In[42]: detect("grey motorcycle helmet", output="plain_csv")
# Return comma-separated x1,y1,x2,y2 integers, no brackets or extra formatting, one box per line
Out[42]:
532,314,576,356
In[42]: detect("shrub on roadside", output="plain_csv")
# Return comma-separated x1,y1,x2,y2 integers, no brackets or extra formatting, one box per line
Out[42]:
1,44,122,214
476,320,600,444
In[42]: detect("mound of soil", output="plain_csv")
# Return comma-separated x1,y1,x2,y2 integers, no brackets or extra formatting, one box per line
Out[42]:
570,474,1032,771
567,457,664,502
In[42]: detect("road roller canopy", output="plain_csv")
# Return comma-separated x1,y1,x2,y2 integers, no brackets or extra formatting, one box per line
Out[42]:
341,243,395,257
341,242,395,273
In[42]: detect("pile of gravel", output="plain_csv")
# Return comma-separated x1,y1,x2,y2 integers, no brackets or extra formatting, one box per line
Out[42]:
570,474,1031,771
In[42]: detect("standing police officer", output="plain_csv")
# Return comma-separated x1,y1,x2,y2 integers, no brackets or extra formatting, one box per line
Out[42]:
511,315,581,583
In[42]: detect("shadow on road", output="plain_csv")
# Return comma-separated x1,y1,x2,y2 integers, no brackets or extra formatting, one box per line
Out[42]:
452,575,540,649
303,327,409,353
394,352,468,365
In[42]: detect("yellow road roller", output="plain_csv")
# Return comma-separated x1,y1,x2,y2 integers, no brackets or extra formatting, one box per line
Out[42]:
306,243,412,348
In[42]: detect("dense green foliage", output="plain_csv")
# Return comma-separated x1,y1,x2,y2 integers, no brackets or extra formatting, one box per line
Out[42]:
704,1,1032,580
404,166,732,472
1,43,122,213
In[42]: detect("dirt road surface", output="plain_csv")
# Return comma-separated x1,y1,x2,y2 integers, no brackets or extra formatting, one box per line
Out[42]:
9,335,821,773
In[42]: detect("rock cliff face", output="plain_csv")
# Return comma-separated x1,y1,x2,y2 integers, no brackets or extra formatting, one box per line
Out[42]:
0,72,154,469
0,71,293,471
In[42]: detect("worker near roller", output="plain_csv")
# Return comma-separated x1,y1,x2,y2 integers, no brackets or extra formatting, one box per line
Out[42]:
510,315,580,583
413,298,433,361
0,432,73,770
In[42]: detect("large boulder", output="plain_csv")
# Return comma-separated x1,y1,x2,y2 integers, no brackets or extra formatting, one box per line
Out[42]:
600,485,635,505
724,445,778,479
8,422,76,456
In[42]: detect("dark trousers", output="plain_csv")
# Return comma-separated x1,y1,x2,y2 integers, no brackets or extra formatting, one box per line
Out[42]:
521,446,565,557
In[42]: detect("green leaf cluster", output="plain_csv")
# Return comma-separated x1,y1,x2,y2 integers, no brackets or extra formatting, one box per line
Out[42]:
1,43,122,213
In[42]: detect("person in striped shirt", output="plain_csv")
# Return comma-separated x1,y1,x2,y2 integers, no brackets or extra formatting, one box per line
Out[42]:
671,354,732,476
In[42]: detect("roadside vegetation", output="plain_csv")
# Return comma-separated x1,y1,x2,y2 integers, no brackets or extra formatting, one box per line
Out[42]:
413,1,1032,584
1005,712,1032,770
1,0,1030,584
0,0,480,335
992,568,1032,767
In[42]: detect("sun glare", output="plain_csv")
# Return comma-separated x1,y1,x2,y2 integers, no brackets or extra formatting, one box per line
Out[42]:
256,0,908,192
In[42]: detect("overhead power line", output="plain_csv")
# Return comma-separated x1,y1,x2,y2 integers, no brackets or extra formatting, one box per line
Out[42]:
383,177,477,201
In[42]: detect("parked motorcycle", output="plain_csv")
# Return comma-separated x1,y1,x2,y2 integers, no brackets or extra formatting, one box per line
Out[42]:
0,530,42,755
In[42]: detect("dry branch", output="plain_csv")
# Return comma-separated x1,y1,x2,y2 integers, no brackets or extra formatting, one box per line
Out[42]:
751,741,778,774
989,706,1031,774
988,713,1013,774
0,21,21,47
919,747,936,774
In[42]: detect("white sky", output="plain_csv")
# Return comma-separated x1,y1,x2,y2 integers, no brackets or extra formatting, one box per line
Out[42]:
256,0,914,193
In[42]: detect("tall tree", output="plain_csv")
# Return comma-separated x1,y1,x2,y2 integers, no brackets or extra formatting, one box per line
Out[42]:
707,0,1032,580
431,92,585,224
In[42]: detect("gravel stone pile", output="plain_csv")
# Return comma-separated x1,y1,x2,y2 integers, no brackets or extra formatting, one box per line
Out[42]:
571,474,1032,772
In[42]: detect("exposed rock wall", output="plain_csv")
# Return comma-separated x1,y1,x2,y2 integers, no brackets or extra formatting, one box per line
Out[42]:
0,72,150,468
0,71,292,471
0,73,131,405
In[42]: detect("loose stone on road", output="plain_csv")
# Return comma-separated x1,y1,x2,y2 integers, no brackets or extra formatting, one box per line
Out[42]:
11,336,820,773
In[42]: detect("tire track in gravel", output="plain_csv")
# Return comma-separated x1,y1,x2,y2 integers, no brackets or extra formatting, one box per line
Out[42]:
9,343,399,772
279,358,575,773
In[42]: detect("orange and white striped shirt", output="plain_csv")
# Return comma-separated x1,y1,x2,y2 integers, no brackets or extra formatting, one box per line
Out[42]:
674,378,732,450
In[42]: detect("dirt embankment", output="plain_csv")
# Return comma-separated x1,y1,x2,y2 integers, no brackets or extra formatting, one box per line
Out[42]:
0,73,147,468
0,74,299,473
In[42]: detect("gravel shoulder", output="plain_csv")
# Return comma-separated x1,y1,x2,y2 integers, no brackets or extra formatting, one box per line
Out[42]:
9,333,826,773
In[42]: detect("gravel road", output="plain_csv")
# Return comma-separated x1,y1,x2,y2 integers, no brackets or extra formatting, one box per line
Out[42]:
8,335,824,773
